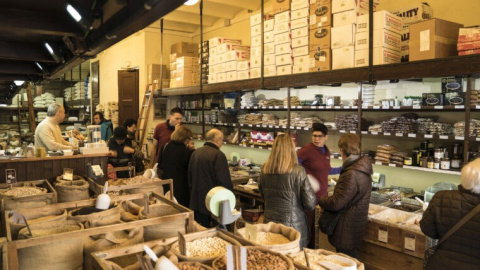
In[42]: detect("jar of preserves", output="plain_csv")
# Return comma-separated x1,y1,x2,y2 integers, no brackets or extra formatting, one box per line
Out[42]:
404,157,413,166
434,159,440,169
434,149,444,159
427,157,434,169
441,158,450,170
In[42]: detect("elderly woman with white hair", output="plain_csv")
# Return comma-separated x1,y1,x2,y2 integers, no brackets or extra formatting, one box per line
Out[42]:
420,158,480,269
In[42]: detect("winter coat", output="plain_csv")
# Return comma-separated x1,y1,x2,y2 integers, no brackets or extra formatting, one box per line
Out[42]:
259,164,317,249
188,142,233,215
160,141,194,208
318,155,372,250
420,185,480,270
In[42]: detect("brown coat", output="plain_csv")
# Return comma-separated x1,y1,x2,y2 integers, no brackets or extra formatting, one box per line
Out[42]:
318,156,372,250
420,185,480,270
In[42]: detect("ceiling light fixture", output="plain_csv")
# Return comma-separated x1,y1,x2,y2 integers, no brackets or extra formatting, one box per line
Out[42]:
65,1,93,32
44,42,64,63
35,62,44,71
14,80,25,86
184,0,199,6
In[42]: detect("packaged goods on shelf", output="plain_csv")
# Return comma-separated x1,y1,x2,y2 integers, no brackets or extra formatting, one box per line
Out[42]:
331,0,370,14
332,46,354,69
374,144,399,164
272,0,290,14
355,29,402,52
355,47,401,67
454,119,480,137
457,28,480,54
309,48,332,71
331,23,355,48
381,116,417,134
333,9,365,27
171,42,199,57
310,26,331,48
259,98,283,107
392,2,433,28
357,11,403,34
310,0,332,28
291,7,308,20
291,26,308,39
250,13,275,26
409,18,463,61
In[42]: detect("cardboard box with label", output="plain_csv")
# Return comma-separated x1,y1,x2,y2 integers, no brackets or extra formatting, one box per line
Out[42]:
273,0,291,14
293,46,309,57
237,70,250,80
392,2,433,28
274,21,291,34
171,42,199,57
264,65,277,77
409,19,463,61
293,64,310,74
356,11,403,34
276,54,293,66
292,7,309,20
277,64,293,75
275,10,290,23
331,23,355,49
250,67,261,78
209,37,242,47
276,43,293,55
310,26,331,48
310,0,332,28
251,24,262,37
292,36,309,48
291,18,309,30
292,27,309,39
237,61,250,71
147,64,169,84
355,29,401,52
265,54,276,66
264,19,275,32
354,47,401,67
291,0,309,11
332,46,354,69
333,9,365,27
250,55,261,68
331,0,369,14
309,48,332,71
275,32,292,45
265,31,275,44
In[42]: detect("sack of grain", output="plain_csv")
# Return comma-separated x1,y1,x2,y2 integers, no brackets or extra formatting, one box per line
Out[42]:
177,262,214,270
9,209,67,240
235,222,301,254
67,204,121,226
97,245,178,270
55,179,90,202
17,220,84,270
289,248,365,270
83,224,144,270
138,202,183,241
212,246,294,270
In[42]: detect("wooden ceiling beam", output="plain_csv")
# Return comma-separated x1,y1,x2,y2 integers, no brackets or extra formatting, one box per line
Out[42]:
0,41,55,62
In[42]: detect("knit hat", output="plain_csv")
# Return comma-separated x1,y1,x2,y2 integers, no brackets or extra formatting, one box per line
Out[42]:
113,127,127,140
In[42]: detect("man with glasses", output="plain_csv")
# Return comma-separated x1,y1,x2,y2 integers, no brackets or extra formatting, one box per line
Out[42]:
298,123,342,248
149,107,183,169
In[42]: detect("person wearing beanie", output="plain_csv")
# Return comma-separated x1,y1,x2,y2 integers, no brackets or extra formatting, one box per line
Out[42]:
108,126,135,178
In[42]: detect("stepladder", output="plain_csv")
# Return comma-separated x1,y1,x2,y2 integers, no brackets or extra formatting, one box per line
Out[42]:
136,82,156,156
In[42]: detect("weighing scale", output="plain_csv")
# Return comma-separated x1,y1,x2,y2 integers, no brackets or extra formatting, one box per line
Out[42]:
371,172,386,190
205,186,241,229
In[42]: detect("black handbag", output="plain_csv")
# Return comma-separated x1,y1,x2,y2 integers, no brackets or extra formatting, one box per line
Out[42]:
319,209,344,236
423,204,480,269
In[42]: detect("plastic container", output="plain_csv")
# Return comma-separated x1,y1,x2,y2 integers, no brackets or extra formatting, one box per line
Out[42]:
87,125,102,143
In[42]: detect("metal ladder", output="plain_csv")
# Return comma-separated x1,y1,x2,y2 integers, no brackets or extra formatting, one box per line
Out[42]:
136,82,156,151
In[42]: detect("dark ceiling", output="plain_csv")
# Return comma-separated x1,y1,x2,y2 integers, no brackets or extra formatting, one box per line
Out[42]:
0,0,185,103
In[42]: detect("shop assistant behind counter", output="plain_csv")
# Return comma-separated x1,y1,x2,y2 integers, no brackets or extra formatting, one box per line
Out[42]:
34,103,73,151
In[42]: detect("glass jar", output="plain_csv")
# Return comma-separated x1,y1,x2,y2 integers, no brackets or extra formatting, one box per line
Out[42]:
451,158,462,169
427,157,434,169
434,149,444,159
440,158,450,170
434,159,440,169
404,157,413,166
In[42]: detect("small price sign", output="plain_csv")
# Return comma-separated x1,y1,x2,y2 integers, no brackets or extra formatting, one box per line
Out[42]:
6,169,16,185
378,226,388,243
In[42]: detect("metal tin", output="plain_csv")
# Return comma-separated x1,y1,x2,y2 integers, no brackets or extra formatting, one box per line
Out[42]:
404,157,412,166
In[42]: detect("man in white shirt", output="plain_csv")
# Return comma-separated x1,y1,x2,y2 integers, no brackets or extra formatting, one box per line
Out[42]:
34,103,73,151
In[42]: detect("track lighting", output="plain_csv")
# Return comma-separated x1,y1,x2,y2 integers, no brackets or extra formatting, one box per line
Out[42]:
44,42,64,63
35,62,44,71
65,1,93,32
14,81,25,86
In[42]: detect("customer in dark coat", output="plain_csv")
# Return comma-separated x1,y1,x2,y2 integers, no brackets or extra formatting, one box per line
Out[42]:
318,133,372,258
188,128,233,227
420,158,480,270
259,133,316,249
160,126,195,208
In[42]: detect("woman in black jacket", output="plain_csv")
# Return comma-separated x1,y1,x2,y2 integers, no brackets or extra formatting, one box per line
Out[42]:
259,133,316,249
159,126,195,207
420,158,480,269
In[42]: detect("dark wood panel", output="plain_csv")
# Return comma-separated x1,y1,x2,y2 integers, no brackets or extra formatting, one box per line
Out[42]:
202,79,262,93
162,86,200,96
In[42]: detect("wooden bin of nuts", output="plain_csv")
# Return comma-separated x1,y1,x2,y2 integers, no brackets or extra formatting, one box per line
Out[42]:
87,176,173,199
212,245,294,270
291,248,365,270
91,229,252,270
2,192,195,270
235,222,301,254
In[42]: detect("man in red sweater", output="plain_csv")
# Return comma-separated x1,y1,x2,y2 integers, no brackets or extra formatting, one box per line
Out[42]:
149,107,183,169
298,123,342,248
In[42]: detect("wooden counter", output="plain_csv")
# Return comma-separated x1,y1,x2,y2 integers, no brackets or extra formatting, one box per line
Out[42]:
0,154,109,183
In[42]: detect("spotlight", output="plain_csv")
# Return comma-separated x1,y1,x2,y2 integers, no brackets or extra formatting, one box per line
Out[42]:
184,0,199,5
14,81,25,86
44,42,64,63
65,1,93,32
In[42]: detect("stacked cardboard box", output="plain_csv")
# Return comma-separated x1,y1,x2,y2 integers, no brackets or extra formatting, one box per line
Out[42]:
250,12,275,78
457,27,480,56
354,10,402,67
200,41,209,84
330,0,370,69
309,0,332,72
289,0,309,74
409,19,463,61
392,3,433,62
147,64,169,89
169,42,199,88
209,37,249,83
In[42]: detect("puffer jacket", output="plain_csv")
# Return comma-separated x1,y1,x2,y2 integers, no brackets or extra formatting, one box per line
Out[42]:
318,155,372,250
259,164,316,249
420,185,480,270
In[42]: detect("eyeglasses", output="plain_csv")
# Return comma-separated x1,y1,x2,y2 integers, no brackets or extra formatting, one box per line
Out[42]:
312,134,325,138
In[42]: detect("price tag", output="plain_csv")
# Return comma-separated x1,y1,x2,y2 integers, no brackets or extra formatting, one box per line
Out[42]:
352,106,358,109
326,106,332,109
5,169,16,185
282,126,286,129
378,226,388,243
375,161,383,165
334,106,341,109
455,105,465,109
371,131,378,135
274,106,280,109
424,134,433,138
253,106,258,109
393,106,401,109
268,106,273,109
382,106,390,109
439,135,448,140
340,130,346,133
477,137,480,141
373,106,380,109
296,127,302,130
291,106,296,109
384,132,391,136
404,233,416,252
297,106,303,109
350,130,356,134
248,124,253,127
389,163,397,167
455,136,464,140
241,106,245,109
362,105,369,109
408,133,417,138
304,127,309,130
476,105,480,110
396,133,403,137
268,125,273,128
275,126,280,128
344,106,350,109
311,106,318,109
318,106,325,109
434,106,443,109
240,124,244,127
250,145,255,148
413,105,421,109
361,131,368,134
262,125,267,128
259,146,263,149
290,126,295,130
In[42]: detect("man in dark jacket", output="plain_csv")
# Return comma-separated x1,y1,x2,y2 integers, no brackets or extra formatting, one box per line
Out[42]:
318,133,372,258
420,158,480,269
188,128,233,227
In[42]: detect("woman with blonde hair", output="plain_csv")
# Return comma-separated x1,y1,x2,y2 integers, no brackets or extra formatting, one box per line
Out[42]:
258,133,316,249
420,158,480,269
159,126,195,207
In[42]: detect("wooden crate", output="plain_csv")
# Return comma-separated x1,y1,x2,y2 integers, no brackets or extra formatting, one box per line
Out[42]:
3,192,194,270
87,177,174,200
92,229,255,270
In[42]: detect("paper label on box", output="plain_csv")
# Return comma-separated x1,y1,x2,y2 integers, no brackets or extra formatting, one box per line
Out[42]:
420,29,430,52
378,226,388,243
405,233,416,252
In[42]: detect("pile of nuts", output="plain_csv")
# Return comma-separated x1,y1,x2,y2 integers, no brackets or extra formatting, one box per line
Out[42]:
2,187,46,197
292,252,351,269
213,249,288,269
176,262,211,270
173,236,230,258
121,176,160,184
248,232,290,245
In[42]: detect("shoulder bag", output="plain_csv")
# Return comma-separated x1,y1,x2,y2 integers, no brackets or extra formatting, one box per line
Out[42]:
319,208,344,236
423,203,480,269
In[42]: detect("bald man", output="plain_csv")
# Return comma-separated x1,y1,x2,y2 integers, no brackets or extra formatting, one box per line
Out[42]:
35,103,73,151
188,128,233,227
